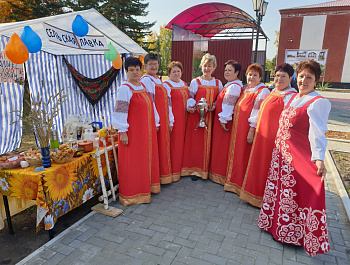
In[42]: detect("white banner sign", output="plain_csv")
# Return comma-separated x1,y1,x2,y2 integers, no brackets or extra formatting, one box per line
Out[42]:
0,51,25,84
43,22,109,51
285,49,328,75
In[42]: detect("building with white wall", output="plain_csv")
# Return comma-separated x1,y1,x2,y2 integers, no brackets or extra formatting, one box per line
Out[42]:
278,0,350,87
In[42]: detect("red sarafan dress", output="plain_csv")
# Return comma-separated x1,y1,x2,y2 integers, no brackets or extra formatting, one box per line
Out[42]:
154,79,172,184
181,78,220,179
164,80,189,182
240,89,297,207
209,81,243,185
141,74,173,184
117,84,160,206
258,94,330,257
224,84,268,194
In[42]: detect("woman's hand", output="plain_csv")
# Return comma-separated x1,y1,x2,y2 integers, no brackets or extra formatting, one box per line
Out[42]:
188,106,196,113
169,126,173,133
220,122,229,132
120,132,128,145
209,104,216,112
316,160,327,182
247,127,255,144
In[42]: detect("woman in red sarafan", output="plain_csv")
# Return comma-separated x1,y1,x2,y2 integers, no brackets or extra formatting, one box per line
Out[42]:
224,63,270,194
163,61,189,182
141,53,174,184
209,60,243,185
258,60,331,256
112,57,160,206
181,53,223,180
240,63,297,207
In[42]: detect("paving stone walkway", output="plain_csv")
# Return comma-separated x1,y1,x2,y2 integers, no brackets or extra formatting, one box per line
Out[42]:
20,174,350,265
18,90,350,265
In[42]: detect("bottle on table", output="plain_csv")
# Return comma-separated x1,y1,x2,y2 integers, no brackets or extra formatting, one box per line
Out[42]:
50,129,59,152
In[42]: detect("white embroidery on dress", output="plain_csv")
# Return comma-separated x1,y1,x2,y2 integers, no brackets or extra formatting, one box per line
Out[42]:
258,105,329,256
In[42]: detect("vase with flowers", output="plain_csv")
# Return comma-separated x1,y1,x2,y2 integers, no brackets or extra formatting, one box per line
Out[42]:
11,86,68,168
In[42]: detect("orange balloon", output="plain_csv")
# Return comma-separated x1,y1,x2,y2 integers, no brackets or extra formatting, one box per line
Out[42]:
138,55,144,64
5,33,29,64
112,53,123,69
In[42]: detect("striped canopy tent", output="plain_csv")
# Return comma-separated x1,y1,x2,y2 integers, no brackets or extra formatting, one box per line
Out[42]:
0,9,146,155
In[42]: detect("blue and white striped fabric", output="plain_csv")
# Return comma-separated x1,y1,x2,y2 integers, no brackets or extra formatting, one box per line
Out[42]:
56,54,125,132
1,37,127,155
25,51,63,146
0,36,24,155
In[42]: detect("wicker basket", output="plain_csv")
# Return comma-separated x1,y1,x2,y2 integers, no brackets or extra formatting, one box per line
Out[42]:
51,152,74,164
25,156,42,167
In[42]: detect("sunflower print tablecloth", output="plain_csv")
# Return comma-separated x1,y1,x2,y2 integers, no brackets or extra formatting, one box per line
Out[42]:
0,149,117,231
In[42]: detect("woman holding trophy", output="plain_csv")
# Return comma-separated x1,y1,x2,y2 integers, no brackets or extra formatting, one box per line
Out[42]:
224,63,270,194
181,53,223,180
209,60,243,185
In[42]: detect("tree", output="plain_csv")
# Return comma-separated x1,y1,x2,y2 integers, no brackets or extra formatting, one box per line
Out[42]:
265,31,279,75
265,55,277,75
98,0,155,43
144,31,159,53
274,30,280,49
158,26,172,75
1,0,155,45
3,0,66,22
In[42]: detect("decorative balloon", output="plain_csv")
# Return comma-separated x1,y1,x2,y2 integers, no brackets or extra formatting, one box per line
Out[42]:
20,26,42,53
104,43,118,61
72,15,89,37
112,53,123,69
138,55,144,65
5,33,29,64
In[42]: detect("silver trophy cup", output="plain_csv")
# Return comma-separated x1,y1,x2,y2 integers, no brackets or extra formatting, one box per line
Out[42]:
196,97,209,130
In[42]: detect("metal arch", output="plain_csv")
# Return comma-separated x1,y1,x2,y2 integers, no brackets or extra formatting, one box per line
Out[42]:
172,20,268,40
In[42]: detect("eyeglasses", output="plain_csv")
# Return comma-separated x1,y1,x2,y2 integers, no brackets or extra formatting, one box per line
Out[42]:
147,63,158,67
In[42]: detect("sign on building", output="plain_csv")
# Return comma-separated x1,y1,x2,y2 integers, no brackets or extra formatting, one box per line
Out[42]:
285,49,328,76
43,22,109,51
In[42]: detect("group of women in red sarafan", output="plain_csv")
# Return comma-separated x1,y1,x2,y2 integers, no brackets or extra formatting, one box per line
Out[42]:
112,54,331,257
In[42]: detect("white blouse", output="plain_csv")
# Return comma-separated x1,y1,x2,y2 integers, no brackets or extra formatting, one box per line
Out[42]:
141,74,174,127
163,79,187,89
218,80,243,124
187,77,224,109
249,86,297,128
288,91,331,162
111,82,160,133
246,83,271,128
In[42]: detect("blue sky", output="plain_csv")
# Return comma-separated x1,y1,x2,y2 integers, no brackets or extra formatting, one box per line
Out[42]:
140,0,327,59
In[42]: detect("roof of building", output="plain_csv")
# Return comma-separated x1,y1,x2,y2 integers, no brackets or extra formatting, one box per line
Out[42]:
282,0,350,11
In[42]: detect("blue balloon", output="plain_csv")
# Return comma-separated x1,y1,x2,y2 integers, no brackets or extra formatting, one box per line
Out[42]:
72,15,89,37
20,26,42,53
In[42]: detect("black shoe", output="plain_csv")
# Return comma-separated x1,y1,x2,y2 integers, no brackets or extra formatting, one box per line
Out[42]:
191,175,199,181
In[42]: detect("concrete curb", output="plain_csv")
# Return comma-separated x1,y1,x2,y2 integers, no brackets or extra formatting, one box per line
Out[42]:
327,138,350,144
323,88,350,92
16,209,97,265
325,149,350,222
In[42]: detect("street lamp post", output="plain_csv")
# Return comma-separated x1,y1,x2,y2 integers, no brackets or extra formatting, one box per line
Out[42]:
253,0,268,63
